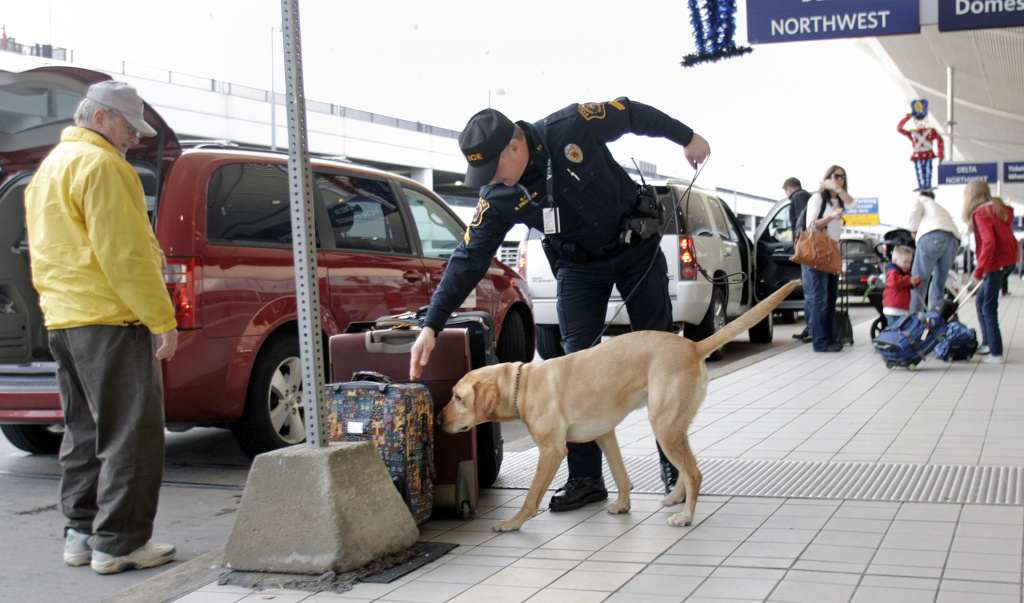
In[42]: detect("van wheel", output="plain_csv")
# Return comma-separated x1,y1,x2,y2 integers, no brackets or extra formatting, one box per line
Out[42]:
749,310,774,344
496,310,528,363
232,335,306,458
1,424,63,455
688,289,726,361
536,325,565,359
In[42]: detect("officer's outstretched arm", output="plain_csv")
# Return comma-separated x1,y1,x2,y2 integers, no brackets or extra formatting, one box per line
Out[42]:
684,133,711,169
409,327,436,380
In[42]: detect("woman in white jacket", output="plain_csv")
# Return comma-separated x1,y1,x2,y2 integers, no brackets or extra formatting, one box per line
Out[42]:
907,190,961,314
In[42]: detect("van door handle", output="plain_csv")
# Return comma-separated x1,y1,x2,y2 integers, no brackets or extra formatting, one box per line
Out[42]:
403,271,423,282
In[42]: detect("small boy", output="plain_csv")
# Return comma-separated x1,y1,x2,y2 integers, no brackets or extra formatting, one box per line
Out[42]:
883,245,922,316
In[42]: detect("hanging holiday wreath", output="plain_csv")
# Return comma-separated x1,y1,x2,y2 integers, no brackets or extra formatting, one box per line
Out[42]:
681,0,752,67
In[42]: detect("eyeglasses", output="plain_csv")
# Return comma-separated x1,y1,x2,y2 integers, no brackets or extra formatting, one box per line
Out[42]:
117,112,140,139
832,173,846,179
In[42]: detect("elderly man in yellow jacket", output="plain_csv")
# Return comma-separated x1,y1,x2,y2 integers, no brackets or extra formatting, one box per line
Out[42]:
24,81,178,575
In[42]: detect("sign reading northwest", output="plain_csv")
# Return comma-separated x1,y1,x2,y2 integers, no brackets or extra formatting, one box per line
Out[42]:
746,0,920,44
938,0,1024,32
937,162,999,185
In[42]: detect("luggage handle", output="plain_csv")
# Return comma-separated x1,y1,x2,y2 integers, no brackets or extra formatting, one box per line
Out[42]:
365,329,418,354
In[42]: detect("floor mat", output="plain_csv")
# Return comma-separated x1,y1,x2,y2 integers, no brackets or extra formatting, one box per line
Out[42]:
218,541,457,594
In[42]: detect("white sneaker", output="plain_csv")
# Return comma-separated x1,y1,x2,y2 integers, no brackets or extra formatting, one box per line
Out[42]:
983,355,1004,364
64,529,93,567
976,345,991,355
91,541,176,574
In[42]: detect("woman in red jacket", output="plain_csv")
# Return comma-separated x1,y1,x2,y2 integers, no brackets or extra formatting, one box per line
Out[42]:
962,180,1018,364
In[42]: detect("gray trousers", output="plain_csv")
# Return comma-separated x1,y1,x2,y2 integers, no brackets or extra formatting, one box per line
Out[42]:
50,325,165,556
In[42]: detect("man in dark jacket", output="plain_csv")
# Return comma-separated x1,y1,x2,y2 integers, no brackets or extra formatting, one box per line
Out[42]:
783,177,813,343
410,98,710,511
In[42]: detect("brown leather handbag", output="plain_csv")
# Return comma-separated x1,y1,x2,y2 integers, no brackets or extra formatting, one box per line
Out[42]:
790,228,841,274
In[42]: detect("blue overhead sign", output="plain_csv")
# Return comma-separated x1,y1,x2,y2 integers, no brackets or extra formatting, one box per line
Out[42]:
938,0,1024,32
1005,162,1024,183
938,162,999,185
746,0,920,45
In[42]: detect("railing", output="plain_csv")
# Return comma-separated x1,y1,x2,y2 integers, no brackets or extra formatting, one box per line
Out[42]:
0,36,460,141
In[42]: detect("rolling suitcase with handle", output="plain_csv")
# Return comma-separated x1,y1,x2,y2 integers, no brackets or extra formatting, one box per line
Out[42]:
329,328,480,518
326,372,433,524
375,309,504,488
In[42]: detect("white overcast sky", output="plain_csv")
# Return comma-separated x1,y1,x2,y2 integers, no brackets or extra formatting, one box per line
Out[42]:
4,0,970,229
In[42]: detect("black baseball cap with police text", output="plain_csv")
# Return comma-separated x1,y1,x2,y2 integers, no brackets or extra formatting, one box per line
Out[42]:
459,109,514,187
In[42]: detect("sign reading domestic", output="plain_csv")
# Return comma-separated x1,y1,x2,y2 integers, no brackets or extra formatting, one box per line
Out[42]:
1005,162,1024,183
937,162,999,185
746,0,920,45
939,0,1024,32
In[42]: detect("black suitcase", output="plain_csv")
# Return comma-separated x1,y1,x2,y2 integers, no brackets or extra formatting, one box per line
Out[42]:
836,241,854,346
376,309,503,487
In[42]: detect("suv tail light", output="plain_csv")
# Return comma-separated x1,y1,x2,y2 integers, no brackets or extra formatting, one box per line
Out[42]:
164,257,201,329
679,237,699,280
517,240,528,278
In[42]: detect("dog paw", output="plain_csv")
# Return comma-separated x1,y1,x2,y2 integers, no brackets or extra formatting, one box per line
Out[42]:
492,519,523,532
660,493,684,507
608,500,631,514
666,511,694,527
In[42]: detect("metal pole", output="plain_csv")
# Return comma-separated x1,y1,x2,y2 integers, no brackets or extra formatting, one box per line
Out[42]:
280,0,328,448
270,26,277,151
946,66,955,161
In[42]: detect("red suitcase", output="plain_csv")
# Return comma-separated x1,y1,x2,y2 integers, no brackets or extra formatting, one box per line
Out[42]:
329,328,479,518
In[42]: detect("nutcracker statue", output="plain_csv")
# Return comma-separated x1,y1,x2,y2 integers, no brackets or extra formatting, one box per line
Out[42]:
897,99,945,191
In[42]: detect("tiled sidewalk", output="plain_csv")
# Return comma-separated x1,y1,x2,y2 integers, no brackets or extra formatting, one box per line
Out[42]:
172,278,1024,603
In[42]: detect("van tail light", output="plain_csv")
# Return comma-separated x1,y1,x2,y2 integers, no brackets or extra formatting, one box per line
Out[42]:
517,240,528,278
164,257,200,329
679,237,699,280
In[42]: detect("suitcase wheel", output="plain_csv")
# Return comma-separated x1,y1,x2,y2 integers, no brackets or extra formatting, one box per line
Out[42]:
459,500,472,520
908,363,917,371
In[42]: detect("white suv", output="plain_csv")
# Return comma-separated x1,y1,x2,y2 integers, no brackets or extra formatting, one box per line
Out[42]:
519,179,773,361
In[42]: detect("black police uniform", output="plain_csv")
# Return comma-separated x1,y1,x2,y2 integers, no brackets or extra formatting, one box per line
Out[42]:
423,97,696,489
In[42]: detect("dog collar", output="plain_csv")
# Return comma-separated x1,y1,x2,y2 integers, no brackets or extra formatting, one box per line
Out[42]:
513,364,523,420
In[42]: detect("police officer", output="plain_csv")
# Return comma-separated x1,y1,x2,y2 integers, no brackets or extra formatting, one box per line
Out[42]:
410,97,710,512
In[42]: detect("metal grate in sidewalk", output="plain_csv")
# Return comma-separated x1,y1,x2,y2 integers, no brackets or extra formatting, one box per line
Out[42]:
492,451,1024,505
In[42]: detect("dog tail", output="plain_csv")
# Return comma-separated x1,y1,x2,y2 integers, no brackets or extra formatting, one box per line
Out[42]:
693,280,801,359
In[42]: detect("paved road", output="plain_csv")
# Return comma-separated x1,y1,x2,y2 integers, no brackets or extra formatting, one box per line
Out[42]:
0,303,877,602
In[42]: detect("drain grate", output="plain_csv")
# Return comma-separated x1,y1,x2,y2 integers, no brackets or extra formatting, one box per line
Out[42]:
492,452,1024,505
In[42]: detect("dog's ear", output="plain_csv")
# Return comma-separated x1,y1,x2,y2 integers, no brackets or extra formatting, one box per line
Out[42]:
472,379,500,422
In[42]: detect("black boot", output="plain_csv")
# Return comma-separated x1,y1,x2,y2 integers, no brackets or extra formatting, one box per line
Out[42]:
549,476,608,512
660,460,679,494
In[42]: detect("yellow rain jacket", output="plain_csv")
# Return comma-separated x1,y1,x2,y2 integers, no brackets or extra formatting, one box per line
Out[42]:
24,127,177,334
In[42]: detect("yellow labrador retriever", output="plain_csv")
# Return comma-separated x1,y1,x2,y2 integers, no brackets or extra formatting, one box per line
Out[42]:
438,280,799,532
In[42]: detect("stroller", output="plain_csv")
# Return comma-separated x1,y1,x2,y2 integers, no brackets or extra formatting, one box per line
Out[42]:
872,279,981,370
865,228,916,340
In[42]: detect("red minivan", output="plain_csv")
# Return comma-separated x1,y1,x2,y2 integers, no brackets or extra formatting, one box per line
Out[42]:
0,65,534,460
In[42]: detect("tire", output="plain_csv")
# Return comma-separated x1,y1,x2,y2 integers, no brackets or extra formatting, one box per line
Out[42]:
687,288,726,361
496,310,528,363
536,325,565,359
1,424,63,455
870,317,886,340
231,335,307,458
748,309,774,344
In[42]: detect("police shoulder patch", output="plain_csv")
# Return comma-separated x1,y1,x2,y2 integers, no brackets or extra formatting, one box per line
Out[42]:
577,102,606,121
470,198,490,228
564,143,583,163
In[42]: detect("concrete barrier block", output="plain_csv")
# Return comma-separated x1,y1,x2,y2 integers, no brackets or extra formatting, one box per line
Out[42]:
224,441,419,574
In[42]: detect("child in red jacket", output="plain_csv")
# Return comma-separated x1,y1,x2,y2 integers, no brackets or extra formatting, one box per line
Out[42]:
963,181,1018,364
883,245,922,317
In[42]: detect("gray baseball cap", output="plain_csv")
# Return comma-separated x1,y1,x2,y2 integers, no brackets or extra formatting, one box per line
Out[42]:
85,81,157,137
